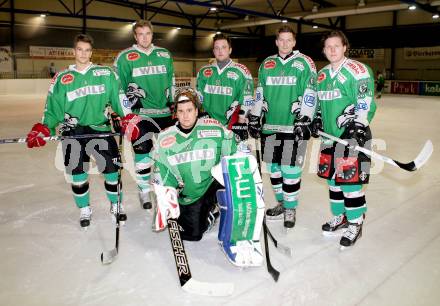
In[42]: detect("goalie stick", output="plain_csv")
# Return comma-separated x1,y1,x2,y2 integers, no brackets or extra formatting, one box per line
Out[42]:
0,132,119,145
101,134,123,265
167,218,234,296
255,140,281,281
318,131,433,172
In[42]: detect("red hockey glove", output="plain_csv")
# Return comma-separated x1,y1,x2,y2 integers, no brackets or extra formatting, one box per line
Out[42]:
26,123,50,148
121,113,142,141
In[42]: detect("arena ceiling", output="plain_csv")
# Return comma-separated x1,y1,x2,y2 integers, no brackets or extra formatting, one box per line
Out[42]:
0,0,439,35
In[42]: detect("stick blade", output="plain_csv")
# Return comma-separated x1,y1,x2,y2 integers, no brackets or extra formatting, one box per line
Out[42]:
182,278,234,297
101,248,118,265
414,140,434,170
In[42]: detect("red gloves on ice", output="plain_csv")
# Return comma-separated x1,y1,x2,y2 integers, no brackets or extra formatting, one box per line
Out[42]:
26,123,50,148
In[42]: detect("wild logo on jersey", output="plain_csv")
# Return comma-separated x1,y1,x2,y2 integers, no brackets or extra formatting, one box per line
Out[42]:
167,148,215,166
132,65,167,77
66,85,106,102
204,84,233,96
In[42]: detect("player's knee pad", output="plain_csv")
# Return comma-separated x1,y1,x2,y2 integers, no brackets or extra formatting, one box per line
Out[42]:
215,154,265,267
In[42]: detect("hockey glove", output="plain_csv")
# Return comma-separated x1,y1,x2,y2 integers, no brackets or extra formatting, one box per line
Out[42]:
225,101,239,121
343,122,369,147
248,114,261,139
291,96,302,115
293,115,312,143
126,83,146,110
26,123,50,148
110,112,122,134
231,122,248,141
152,184,180,231
121,113,142,141
310,112,323,138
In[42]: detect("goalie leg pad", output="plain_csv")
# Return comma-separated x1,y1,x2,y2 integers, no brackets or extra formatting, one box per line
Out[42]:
216,155,265,267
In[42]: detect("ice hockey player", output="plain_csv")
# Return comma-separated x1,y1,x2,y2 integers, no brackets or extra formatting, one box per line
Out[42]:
249,25,317,229
114,20,175,210
26,34,131,227
151,87,264,267
312,30,377,248
196,33,254,141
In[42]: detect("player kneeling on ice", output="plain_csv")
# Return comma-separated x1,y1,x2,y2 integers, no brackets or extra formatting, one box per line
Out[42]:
151,87,264,267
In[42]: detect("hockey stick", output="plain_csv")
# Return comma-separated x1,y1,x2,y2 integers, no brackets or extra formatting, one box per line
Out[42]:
0,132,119,145
167,218,234,296
318,131,433,172
255,139,280,281
101,134,123,265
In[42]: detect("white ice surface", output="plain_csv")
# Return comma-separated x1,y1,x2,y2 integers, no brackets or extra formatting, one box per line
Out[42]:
0,94,439,306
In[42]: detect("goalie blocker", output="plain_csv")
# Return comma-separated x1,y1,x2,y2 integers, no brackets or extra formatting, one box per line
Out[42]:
212,152,265,267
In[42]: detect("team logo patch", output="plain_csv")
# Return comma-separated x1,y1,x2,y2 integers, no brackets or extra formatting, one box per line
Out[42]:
197,129,221,138
203,68,213,77
303,94,316,107
93,69,111,77
227,71,238,80
61,73,74,85
202,118,220,125
358,82,368,94
160,135,176,148
157,51,170,58
264,60,276,69
127,52,140,61
317,72,326,83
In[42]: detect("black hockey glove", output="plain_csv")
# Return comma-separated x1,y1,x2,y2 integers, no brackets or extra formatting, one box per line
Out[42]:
110,112,122,133
310,112,323,138
343,122,369,147
293,115,311,143
248,114,261,139
231,122,249,141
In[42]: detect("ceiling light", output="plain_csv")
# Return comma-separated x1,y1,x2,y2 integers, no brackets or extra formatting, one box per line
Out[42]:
176,27,181,30
313,25,318,29
433,14,439,19
210,7,217,11
409,5,416,10
282,19,288,23
216,31,221,34
40,14,46,18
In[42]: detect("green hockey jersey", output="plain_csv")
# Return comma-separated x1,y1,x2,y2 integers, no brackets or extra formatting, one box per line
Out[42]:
316,58,377,138
254,51,317,134
196,60,254,126
114,44,175,118
152,118,237,205
42,63,130,135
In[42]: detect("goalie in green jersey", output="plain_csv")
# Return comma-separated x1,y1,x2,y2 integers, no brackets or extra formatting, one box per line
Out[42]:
151,87,237,241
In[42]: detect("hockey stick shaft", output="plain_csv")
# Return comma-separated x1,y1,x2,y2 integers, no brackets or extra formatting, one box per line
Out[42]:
255,139,280,281
101,134,123,265
0,132,119,145
318,130,433,172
